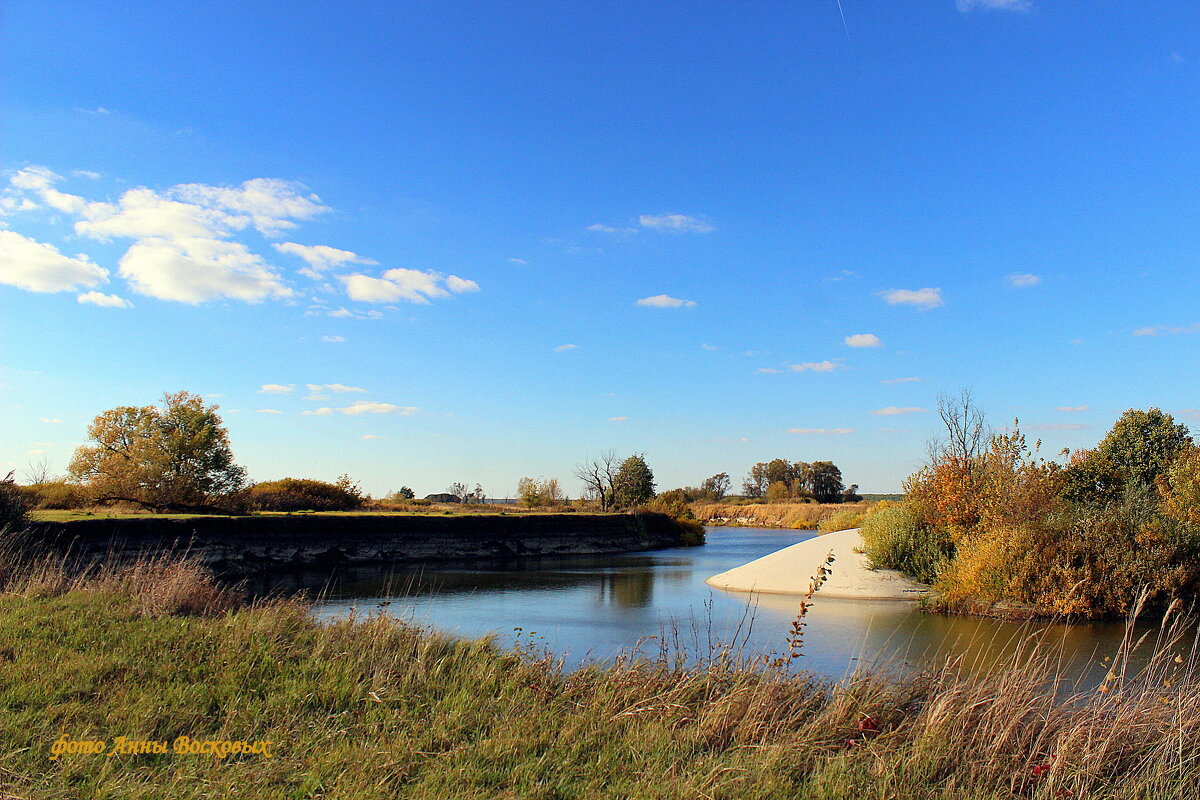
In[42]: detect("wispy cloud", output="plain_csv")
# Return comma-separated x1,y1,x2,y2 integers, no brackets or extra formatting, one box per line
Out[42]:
342,268,478,304
882,376,922,384
756,367,781,374
787,361,838,373
956,0,1032,12
1027,422,1088,432
39,418,64,424
588,213,714,235
508,258,528,265
609,416,629,422
322,335,345,343
361,434,381,440
844,333,882,348
1007,273,1041,288
638,213,714,233
303,401,417,416
879,288,943,309
788,427,855,435
553,344,578,352
256,408,284,414
273,242,376,277
870,406,928,416
77,291,132,308
635,294,697,308
1133,323,1200,337
259,384,295,394
1055,405,1090,413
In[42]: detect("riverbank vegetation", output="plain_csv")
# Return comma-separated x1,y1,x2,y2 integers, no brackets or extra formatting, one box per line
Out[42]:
691,501,872,531
0,539,1197,799
860,393,1200,619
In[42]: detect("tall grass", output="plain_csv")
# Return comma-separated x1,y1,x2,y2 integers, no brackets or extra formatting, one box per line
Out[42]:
2,538,1199,797
692,501,872,530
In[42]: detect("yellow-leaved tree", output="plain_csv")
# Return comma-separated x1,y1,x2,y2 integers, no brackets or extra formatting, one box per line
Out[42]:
69,391,247,513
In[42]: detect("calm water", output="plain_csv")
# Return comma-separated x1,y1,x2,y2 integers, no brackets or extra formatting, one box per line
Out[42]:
296,527,1172,684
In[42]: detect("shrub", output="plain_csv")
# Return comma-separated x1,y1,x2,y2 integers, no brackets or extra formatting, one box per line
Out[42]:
816,507,866,533
0,472,28,531
18,480,92,510
859,501,952,585
249,475,366,512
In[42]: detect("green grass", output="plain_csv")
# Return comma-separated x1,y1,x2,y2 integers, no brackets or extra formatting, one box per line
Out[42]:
3,557,1200,798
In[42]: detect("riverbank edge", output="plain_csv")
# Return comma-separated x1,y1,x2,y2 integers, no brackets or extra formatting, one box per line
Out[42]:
25,511,702,579
705,528,928,600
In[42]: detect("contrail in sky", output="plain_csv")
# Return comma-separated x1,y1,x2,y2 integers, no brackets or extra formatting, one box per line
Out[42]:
836,0,851,45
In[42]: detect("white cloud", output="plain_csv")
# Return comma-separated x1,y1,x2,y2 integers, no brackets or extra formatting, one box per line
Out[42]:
118,237,292,303
73,170,101,180
256,409,284,414
0,230,108,293
609,416,629,422
9,166,90,214
882,376,922,384
303,401,417,416
1007,273,1041,288
756,367,781,374
39,418,64,423
635,294,697,308
553,344,578,352
342,268,461,304
77,291,132,308
844,333,882,348
1133,323,1200,337
169,178,328,236
75,187,245,242
871,406,929,416
638,213,714,233
957,0,1032,11
587,223,637,234
445,275,480,293
787,361,838,373
322,335,346,343
1055,405,1090,413
325,306,383,319
259,384,295,394
306,383,365,394
880,288,943,309
700,343,719,351
508,258,528,265
788,427,855,435
273,242,376,276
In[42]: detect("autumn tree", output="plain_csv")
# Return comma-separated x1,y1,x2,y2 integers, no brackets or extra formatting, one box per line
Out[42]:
517,477,563,508
69,391,247,512
810,461,845,503
699,472,730,501
612,454,656,509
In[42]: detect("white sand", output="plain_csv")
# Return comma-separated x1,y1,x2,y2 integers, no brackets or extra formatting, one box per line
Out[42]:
705,528,928,600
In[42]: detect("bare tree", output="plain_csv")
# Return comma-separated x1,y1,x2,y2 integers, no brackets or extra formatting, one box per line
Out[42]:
22,456,53,485
574,450,620,510
930,389,989,466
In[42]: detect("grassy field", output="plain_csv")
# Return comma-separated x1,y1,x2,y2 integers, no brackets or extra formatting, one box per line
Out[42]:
1,551,1198,799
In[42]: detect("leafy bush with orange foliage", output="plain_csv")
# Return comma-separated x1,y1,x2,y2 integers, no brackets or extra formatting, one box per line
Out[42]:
868,399,1200,619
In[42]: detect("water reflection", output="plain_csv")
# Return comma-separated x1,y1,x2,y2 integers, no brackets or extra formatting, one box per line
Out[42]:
295,526,1186,684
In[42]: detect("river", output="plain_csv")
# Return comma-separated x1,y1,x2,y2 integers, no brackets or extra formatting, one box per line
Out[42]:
304,526,1174,685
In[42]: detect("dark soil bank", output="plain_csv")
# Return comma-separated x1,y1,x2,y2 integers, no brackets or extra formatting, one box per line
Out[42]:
31,512,697,578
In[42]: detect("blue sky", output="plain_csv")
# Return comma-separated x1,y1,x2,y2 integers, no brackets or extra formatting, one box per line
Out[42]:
2,0,1199,496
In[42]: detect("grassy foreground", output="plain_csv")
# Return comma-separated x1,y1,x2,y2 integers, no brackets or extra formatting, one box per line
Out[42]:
2,558,1199,799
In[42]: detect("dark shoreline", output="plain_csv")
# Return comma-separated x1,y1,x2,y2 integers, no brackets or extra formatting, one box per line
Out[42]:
28,512,700,580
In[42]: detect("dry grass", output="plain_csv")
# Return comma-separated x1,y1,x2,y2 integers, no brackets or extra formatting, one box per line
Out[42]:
692,501,873,530
4,531,1200,797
